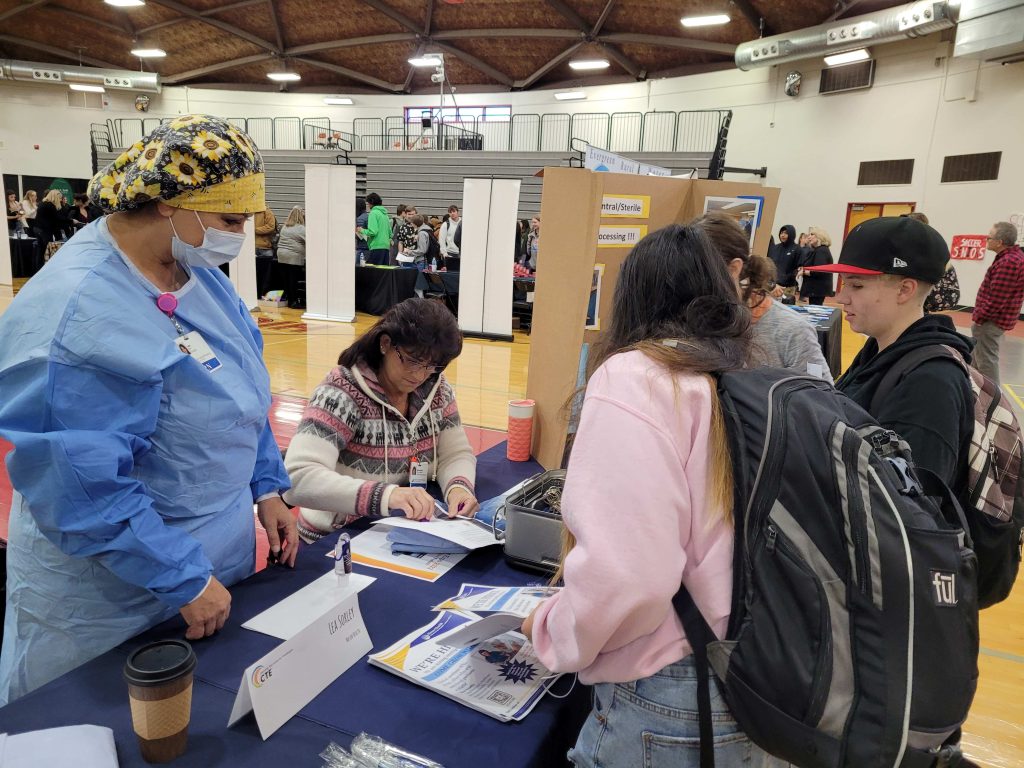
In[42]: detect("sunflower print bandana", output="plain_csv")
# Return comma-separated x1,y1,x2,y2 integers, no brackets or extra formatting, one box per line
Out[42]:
88,114,266,214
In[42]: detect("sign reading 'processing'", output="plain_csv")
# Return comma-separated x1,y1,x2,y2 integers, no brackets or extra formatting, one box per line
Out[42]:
598,225,648,248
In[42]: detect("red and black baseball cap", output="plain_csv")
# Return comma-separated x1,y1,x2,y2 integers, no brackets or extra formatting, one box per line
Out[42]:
805,216,948,284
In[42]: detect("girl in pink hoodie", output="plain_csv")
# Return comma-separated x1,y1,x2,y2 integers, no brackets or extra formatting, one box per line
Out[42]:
523,224,787,768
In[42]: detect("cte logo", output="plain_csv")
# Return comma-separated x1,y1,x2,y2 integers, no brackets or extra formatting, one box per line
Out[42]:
252,665,273,687
931,571,957,607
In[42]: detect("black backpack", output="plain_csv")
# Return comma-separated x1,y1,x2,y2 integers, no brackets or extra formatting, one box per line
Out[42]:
425,229,441,263
870,346,1023,608
676,369,978,768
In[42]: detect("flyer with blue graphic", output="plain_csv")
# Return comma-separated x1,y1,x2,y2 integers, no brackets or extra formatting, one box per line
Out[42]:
368,609,558,722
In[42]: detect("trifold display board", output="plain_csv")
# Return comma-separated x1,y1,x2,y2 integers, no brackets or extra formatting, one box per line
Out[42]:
303,164,356,323
458,177,520,341
227,217,258,309
526,167,780,470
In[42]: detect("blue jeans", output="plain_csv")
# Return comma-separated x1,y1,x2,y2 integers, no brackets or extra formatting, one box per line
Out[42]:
568,656,788,768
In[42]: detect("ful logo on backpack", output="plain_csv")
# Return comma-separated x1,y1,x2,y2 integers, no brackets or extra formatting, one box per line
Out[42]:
931,570,958,607
676,368,979,768
871,344,1024,608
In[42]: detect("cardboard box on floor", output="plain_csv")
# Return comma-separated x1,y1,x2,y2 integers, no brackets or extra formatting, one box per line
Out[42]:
525,167,780,470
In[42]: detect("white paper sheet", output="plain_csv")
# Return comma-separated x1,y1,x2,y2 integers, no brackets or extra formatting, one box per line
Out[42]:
242,571,376,640
350,528,466,582
372,517,500,550
439,612,525,648
0,725,118,767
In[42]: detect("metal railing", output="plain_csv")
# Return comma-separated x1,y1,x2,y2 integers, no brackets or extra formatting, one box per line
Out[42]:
93,110,732,163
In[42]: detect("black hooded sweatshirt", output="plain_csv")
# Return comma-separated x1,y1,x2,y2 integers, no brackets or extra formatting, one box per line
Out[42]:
769,224,800,286
837,314,975,493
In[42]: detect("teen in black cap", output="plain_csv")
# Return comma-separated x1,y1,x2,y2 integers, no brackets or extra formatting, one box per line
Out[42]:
806,216,974,492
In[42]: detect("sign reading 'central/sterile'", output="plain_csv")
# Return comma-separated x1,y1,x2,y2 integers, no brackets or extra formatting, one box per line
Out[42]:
598,225,648,248
601,194,651,218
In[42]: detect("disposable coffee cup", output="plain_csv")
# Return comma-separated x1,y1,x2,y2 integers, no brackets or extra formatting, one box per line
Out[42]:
123,640,197,764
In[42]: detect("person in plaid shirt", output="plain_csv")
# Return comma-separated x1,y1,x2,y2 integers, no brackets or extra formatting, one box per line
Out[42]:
972,221,1024,385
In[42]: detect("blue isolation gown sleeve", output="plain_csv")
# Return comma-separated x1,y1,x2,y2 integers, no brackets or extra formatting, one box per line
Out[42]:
237,297,291,500
0,357,214,609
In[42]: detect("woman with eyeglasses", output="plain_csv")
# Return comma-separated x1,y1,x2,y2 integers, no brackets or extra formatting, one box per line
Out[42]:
285,298,478,542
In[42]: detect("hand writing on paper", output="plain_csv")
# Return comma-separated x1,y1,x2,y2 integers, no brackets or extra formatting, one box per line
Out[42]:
445,486,480,519
180,577,231,640
390,487,435,520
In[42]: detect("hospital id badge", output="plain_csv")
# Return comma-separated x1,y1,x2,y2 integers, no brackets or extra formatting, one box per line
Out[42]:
409,457,429,488
175,331,223,373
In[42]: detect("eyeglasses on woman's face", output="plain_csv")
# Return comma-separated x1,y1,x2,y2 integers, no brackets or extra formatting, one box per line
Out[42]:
394,347,445,374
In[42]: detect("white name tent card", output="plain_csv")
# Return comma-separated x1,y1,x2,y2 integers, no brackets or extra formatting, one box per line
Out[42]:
242,570,376,640
228,593,372,739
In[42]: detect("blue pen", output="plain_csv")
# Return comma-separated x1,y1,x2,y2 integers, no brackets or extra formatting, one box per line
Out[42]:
334,532,352,588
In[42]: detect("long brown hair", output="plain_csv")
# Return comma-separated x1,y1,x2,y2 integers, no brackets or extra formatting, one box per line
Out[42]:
554,224,751,582
691,211,776,304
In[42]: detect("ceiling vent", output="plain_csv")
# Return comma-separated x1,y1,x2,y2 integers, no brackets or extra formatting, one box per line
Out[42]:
736,1,958,70
954,0,1024,63
0,59,160,93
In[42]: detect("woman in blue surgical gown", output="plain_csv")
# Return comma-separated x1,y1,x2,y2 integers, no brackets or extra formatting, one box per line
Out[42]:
0,115,299,704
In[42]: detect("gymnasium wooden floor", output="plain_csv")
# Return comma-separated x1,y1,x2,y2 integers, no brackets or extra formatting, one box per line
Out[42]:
0,284,1021,765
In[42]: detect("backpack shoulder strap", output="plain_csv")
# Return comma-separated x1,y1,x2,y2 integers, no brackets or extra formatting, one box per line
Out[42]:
672,587,717,768
869,345,967,415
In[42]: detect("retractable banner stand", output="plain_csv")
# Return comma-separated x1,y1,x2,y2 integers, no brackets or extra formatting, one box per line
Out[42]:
0,160,12,286
303,164,356,323
228,217,258,309
458,177,520,341
526,167,780,469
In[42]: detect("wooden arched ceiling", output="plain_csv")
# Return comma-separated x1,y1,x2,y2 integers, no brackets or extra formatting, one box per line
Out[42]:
0,0,908,93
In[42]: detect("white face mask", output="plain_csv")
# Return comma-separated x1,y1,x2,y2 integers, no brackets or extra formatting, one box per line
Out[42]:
169,210,246,268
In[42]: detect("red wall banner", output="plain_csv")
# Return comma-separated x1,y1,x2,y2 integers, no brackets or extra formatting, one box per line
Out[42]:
950,234,987,261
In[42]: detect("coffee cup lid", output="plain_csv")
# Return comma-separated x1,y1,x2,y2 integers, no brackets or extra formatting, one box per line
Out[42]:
124,640,197,687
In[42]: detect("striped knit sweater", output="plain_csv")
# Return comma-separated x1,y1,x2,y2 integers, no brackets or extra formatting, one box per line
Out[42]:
284,360,475,542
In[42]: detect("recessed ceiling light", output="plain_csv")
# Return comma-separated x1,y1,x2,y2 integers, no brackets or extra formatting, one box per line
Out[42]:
104,0,145,7
554,90,586,101
569,59,610,70
131,48,166,58
267,71,301,82
824,48,870,66
408,55,443,67
323,97,353,105
680,14,730,27
69,83,106,92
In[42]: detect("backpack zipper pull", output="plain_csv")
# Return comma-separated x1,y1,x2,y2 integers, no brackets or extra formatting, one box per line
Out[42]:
765,524,778,553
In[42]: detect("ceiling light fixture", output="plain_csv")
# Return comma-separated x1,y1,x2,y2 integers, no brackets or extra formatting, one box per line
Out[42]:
680,14,730,27
69,83,106,92
554,90,586,101
408,55,443,67
323,97,353,105
131,48,166,58
569,58,610,70
823,48,870,66
104,0,145,7
267,71,301,82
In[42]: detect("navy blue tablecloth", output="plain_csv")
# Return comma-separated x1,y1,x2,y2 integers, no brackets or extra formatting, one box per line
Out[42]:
0,444,584,767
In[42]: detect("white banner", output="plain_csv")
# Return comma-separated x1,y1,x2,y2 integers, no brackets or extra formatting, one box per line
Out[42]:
459,177,519,339
303,164,356,323
584,147,670,177
227,217,258,309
